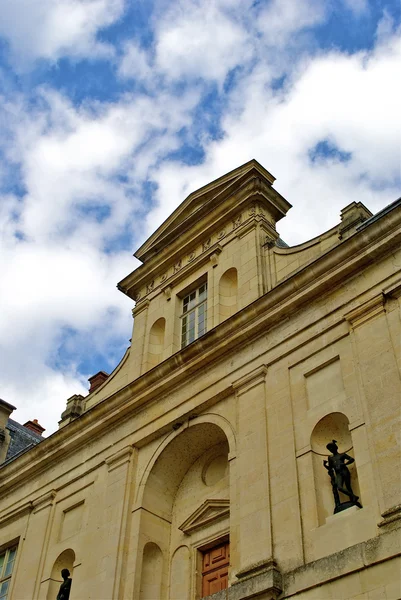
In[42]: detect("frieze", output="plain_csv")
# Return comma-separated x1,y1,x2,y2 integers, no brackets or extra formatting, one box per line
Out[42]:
138,206,265,299
202,238,211,252
232,214,242,229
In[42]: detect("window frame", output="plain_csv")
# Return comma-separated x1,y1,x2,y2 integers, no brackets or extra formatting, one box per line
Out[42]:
180,280,208,348
0,545,18,600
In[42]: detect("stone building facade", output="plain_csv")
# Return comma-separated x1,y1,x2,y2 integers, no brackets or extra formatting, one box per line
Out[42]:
0,159,400,600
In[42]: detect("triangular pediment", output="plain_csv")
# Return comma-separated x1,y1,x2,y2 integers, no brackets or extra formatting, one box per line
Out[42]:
134,159,279,262
178,499,230,535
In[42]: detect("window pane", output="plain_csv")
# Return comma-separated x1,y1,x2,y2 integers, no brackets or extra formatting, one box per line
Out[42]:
4,558,13,577
0,580,9,597
0,553,4,577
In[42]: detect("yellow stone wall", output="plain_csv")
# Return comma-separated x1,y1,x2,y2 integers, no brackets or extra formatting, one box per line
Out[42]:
1,162,400,600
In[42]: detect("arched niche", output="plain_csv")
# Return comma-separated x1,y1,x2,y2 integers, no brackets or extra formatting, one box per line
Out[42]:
219,268,238,323
46,549,75,600
311,412,361,525
142,423,229,521
136,423,231,599
139,542,163,600
169,546,190,600
147,318,166,368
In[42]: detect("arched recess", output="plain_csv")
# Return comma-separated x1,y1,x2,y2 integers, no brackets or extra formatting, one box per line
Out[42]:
219,268,238,323
311,412,361,525
169,546,190,600
135,421,232,600
46,549,75,600
147,318,166,368
139,543,163,600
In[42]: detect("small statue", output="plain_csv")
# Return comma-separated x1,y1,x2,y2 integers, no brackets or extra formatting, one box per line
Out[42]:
56,569,72,600
323,440,362,513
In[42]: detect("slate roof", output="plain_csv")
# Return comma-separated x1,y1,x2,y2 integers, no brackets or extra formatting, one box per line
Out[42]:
3,418,43,465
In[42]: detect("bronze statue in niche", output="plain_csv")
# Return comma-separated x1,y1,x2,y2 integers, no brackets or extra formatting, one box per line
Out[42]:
56,569,72,600
323,440,362,513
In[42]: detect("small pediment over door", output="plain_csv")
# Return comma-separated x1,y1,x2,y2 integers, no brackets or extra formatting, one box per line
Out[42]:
178,499,229,535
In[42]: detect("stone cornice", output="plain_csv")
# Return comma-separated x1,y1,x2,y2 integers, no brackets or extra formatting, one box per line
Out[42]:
0,500,33,526
0,203,400,494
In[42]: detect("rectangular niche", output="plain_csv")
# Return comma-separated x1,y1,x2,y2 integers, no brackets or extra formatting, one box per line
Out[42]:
305,357,346,410
59,501,84,541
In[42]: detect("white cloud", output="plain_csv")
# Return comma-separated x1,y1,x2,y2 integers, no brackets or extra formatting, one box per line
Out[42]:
148,30,401,244
0,82,200,432
0,0,125,66
0,0,399,437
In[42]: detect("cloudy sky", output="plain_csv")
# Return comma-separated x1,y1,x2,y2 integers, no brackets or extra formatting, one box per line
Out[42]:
0,0,399,434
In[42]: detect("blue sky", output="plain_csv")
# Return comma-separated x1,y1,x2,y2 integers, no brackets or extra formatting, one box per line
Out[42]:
0,0,400,433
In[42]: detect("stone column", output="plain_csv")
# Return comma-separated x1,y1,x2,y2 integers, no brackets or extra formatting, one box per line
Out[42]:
232,366,280,588
345,294,401,523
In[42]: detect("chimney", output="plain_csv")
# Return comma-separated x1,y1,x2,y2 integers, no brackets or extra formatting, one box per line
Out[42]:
24,419,45,436
88,371,109,393
0,398,16,464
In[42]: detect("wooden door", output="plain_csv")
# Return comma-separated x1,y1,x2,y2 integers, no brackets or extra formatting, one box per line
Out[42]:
202,541,230,597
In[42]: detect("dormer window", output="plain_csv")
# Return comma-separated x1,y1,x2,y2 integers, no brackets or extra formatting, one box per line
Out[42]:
181,282,207,348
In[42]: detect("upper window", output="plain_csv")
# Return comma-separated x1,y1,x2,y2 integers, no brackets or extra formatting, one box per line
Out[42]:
0,545,17,600
181,282,207,348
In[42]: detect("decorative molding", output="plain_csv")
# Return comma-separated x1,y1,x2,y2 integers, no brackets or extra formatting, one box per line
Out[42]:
0,501,33,526
232,365,268,395
378,503,401,528
178,498,229,535
344,294,385,329
210,247,223,268
383,278,401,299
232,214,242,229
132,299,150,318
32,490,57,514
202,238,211,252
146,280,154,294
105,446,134,472
163,286,172,300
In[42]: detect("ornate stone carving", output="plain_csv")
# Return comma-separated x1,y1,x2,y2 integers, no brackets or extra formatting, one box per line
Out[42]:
217,229,226,240
232,214,242,229
202,238,211,252
188,251,196,262
174,260,182,273
146,281,154,294
160,272,168,283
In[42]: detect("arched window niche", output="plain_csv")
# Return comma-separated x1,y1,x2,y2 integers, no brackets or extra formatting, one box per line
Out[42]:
219,268,238,323
46,549,75,600
310,412,361,525
147,318,166,369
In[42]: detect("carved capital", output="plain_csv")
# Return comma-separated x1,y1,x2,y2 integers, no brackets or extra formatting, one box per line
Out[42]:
344,294,385,329
232,365,268,395
105,445,134,472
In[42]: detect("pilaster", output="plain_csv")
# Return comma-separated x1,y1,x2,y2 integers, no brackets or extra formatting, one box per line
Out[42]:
101,445,137,600
232,365,274,580
345,294,401,521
